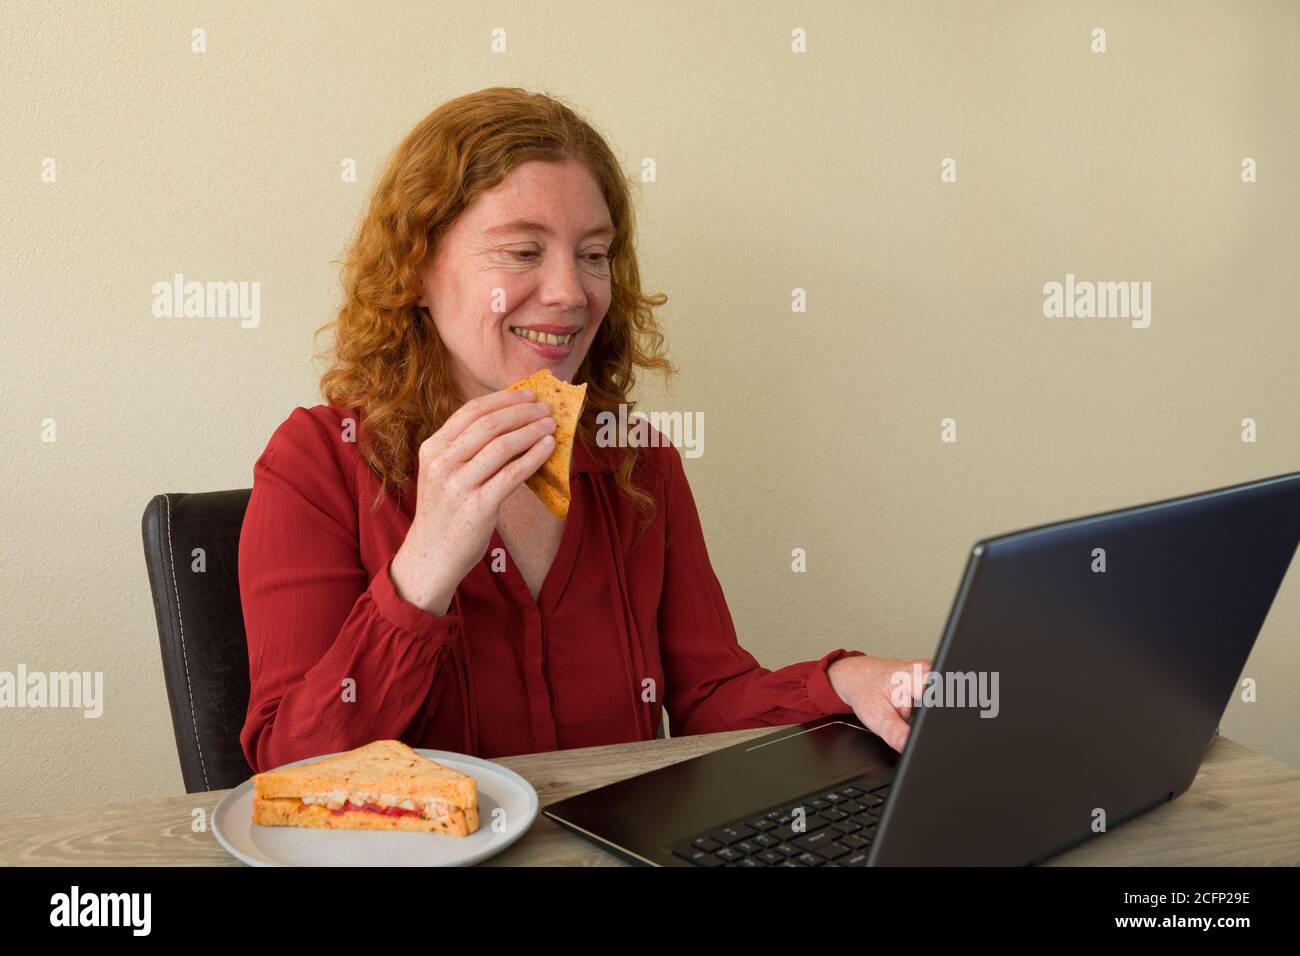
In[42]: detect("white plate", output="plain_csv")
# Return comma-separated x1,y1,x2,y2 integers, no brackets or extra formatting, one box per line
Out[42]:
212,748,538,866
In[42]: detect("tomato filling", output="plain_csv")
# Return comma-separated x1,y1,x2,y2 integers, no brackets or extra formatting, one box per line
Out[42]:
328,799,424,818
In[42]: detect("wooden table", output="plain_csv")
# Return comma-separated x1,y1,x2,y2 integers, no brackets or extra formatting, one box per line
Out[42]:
1,728,1296,865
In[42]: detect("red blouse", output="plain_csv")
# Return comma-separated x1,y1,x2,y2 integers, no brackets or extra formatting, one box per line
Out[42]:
238,403,863,773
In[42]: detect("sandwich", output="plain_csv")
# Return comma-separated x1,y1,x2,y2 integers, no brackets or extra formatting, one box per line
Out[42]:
506,367,588,519
250,739,480,836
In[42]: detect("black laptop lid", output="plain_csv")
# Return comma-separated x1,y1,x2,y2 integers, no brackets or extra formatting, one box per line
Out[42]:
869,471,1300,865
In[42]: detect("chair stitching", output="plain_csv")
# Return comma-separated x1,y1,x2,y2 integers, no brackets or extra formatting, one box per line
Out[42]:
163,494,210,789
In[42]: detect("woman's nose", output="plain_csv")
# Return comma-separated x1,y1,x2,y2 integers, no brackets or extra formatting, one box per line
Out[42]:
536,256,590,310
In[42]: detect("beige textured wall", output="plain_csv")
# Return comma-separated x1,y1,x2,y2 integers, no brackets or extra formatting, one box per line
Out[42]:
2,0,1297,816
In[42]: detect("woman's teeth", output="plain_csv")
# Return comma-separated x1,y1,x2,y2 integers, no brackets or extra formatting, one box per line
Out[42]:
511,327,575,346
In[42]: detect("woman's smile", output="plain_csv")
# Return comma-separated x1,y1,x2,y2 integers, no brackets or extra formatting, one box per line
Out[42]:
508,323,582,360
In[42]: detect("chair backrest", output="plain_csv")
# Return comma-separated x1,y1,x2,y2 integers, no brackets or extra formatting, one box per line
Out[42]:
142,489,667,793
142,491,255,792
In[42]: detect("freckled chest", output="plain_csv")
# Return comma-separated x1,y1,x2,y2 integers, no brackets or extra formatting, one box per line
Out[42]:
495,485,566,601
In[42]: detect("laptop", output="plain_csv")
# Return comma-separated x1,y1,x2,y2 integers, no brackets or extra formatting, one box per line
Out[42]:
542,470,1300,866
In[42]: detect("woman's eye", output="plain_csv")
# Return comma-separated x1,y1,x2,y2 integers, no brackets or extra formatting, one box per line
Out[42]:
504,250,609,266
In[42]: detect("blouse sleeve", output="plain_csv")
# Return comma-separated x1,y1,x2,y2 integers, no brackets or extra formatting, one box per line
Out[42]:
656,443,866,736
238,407,463,773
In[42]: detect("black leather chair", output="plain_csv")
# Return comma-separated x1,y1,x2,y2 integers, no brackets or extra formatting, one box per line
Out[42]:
142,491,255,792
143,490,666,793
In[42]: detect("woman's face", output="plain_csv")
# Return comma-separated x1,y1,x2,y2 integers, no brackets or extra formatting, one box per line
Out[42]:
417,158,615,399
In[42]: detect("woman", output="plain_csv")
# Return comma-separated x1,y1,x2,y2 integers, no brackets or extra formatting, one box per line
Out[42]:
238,87,930,773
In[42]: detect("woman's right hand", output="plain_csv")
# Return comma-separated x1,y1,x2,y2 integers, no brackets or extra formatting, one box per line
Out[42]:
389,387,557,615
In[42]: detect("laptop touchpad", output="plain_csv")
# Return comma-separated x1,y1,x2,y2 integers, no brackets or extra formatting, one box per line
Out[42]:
744,721,898,780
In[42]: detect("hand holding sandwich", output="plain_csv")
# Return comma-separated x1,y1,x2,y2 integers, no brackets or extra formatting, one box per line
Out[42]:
390,387,557,616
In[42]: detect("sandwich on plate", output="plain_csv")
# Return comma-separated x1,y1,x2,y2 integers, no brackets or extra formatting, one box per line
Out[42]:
251,739,480,836
506,367,588,519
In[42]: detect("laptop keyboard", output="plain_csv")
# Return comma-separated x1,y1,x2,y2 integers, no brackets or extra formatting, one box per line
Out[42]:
669,778,891,866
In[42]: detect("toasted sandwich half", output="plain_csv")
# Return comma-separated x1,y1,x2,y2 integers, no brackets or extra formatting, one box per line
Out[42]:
251,739,480,836
506,367,588,519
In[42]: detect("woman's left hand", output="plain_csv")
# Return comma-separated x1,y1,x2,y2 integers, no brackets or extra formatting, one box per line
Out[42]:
827,654,933,753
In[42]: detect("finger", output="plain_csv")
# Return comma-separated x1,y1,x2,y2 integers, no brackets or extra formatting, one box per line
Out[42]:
862,705,912,753
447,400,551,470
480,431,557,506
895,722,912,751
903,659,932,707
459,413,557,490
884,661,922,711
427,388,537,456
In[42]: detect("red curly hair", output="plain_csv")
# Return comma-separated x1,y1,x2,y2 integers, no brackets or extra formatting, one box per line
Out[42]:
313,87,676,528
